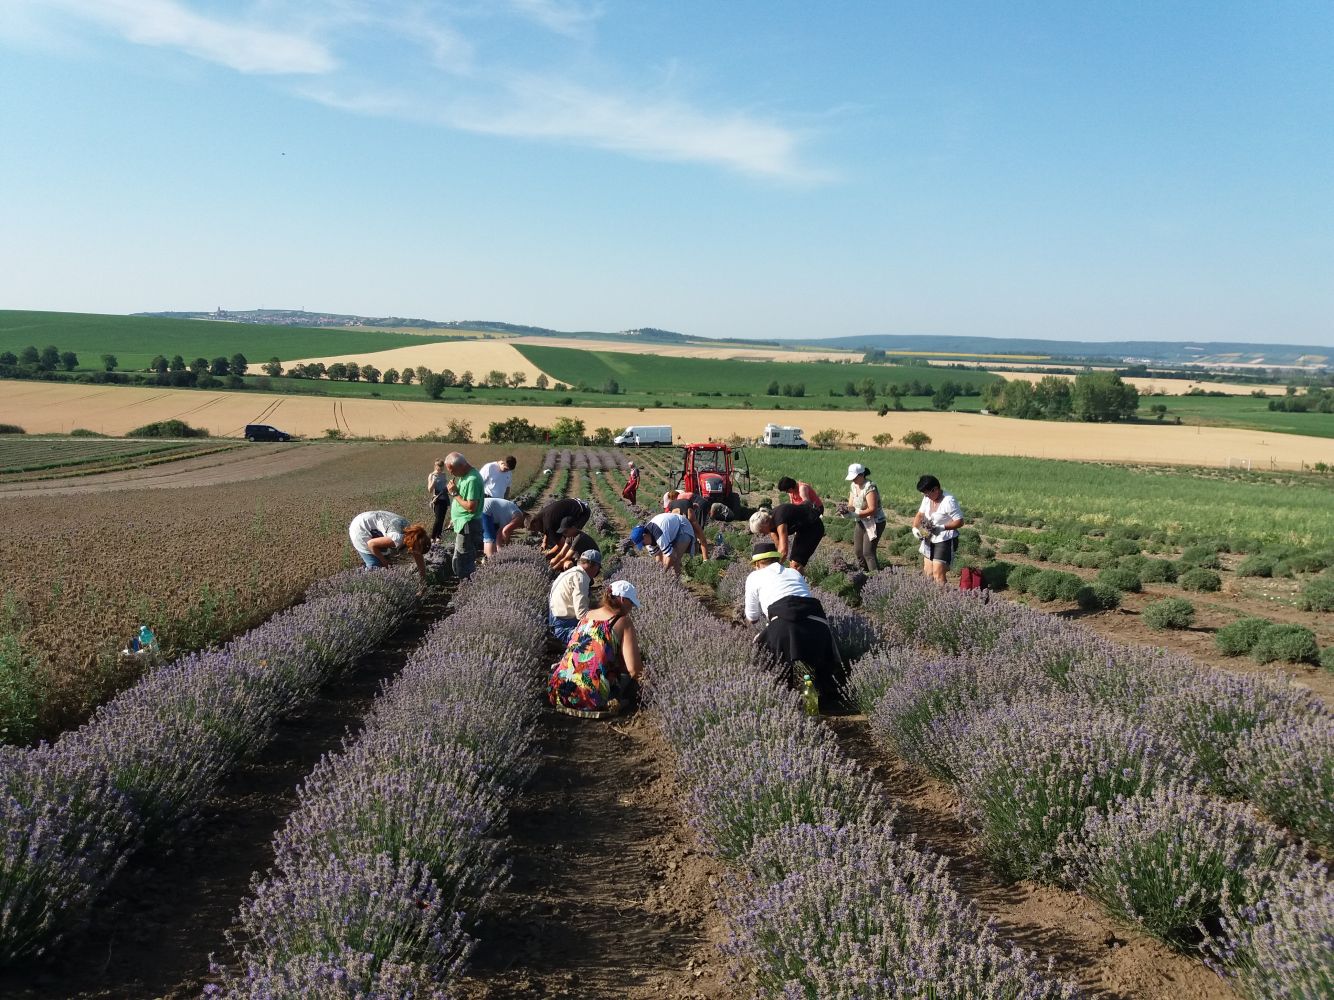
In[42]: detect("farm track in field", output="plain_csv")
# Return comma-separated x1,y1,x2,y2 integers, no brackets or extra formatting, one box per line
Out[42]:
823,713,1237,1000
0,441,365,495
2,586,455,1000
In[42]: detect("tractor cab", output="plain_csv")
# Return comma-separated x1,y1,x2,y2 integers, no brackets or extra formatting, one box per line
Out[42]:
676,442,750,514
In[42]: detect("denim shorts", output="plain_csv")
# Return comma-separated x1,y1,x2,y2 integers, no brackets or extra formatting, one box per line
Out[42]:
355,549,381,569
481,513,497,543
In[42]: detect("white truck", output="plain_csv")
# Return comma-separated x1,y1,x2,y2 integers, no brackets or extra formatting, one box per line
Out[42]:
760,424,808,448
614,424,673,447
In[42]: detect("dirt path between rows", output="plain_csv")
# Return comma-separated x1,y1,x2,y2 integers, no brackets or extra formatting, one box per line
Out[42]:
0,442,365,496
824,715,1237,1000
1,587,452,1000
458,700,736,999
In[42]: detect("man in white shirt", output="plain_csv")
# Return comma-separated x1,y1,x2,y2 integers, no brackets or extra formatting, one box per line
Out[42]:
479,455,517,498
630,512,695,575
548,549,601,644
743,540,842,710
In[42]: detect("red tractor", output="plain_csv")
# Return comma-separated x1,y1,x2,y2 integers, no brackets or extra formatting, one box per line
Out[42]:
675,442,750,515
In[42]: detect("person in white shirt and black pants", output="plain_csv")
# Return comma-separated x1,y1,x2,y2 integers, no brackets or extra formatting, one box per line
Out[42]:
743,540,843,710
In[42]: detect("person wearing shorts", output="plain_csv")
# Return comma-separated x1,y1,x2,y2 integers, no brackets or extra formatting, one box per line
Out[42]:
912,474,963,586
347,510,430,589
630,512,695,575
747,502,824,573
481,496,527,558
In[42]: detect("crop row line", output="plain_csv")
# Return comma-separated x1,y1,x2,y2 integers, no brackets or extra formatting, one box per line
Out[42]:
208,547,550,997
0,566,422,964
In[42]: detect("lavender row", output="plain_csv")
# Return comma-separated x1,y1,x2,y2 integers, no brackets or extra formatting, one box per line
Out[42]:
209,548,549,1000
851,575,1332,997
616,563,1078,1000
0,567,420,965
859,568,1333,849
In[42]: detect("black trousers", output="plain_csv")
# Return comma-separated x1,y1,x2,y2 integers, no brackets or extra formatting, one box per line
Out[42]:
757,595,844,697
430,495,449,540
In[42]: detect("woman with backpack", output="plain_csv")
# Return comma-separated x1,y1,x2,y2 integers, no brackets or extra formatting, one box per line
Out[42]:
548,580,644,718
845,462,887,572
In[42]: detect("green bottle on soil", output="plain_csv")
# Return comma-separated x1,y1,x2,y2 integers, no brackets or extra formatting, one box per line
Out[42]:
800,674,819,716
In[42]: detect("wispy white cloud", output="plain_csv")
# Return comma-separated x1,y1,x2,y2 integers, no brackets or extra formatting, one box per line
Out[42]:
5,0,825,181
25,0,335,74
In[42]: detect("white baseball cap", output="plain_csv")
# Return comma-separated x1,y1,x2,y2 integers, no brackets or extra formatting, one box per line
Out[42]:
609,579,641,608
845,462,868,481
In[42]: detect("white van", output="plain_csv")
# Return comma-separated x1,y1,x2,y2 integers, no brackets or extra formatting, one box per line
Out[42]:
614,425,672,447
760,424,807,448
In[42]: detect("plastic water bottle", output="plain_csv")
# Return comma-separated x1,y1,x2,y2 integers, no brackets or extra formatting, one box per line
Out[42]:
800,674,820,717
138,625,158,653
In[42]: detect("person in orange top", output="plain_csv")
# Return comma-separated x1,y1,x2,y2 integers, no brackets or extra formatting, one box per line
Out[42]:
776,476,824,515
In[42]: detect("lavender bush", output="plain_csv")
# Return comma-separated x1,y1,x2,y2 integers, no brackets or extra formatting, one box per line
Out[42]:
949,698,1193,881
1060,784,1311,948
1226,719,1334,849
205,945,456,1000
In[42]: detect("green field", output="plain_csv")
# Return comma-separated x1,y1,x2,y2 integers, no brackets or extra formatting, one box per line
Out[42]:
1148,393,1334,439
0,310,458,371
746,446,1334,548
513,344,1002,398
0,438,236,477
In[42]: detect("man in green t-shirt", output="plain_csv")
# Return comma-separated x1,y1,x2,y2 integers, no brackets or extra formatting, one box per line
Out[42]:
444,451,485,580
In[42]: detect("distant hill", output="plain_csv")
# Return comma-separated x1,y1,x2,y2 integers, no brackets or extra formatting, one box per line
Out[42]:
795,333,1329,368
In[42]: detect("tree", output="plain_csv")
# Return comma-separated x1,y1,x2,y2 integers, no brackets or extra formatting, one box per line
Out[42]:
0,351,16,366
399,368,414,385
170,355,186,372
602,378,620,395
191,357,210,375
872,432,894,447
101,353,118,371
534,373,548,390
263,357,283,377
210,356,230,376
423,373,447,399
999,380,1038,419
551,417,586,443
59,351,78,371
509,371,527,389
901,430,932,450
362,365,381,384
345,362,361,382
326,362,348,381
150,354,169,375
767,380,781,395
20,346,39,365
592,426,615,444
1071,372,1139,422
844,381,858,397
1033,376,1072,418
439,369,456,387
486,369,508,388
931,384,955,410
1150,403,1168,421
383,368,399,384
39,345,60,371
230,353,248,377
306,362,326,379
809,429,841,448
445,418,472,442
458,371,474,388
486,417,543,443
415,366,431,382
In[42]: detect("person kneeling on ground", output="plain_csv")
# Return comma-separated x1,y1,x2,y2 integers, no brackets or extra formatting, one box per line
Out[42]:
744,540,843,710
530,497,592,570
548,549,602,645
630,511,695,575
348,510,431,590
548,580,644,718
482,496,528,558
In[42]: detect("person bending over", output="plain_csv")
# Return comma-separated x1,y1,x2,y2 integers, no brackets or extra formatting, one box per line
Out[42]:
481,496,528,558
630,511,695,575
530,497,592,569
348,510,430,590
547,549,601,644
748,501,824,574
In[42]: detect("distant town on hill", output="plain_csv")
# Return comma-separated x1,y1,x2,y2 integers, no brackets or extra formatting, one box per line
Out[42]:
133,308,1329,370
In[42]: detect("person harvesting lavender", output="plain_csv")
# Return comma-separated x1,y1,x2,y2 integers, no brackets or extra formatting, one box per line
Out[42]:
348,510,430,589
444,452,484,580
529,496,592,570
481,496,528,558
621,461,639,504
548,549,602,644
743,540,842,708
548,580,644,718
845,462,886,571
776,475,824,515
912,473,963,585
631,511,695,575
748,501,824,573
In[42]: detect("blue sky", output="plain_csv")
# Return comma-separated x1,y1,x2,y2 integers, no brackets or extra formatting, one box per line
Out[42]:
1,1,1330,346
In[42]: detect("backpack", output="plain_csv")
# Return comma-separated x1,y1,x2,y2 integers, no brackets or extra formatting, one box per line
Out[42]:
959,566,983,591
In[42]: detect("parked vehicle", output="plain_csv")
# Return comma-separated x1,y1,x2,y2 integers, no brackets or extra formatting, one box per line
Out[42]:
244,424,293,442
675,442,750,514
760,424,808,448
614,425,672,447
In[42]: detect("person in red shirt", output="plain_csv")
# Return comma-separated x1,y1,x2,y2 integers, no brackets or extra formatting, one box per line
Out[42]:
777,476,824,515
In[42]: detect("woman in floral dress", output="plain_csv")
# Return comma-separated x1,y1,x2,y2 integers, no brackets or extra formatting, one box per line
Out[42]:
548,580,644,717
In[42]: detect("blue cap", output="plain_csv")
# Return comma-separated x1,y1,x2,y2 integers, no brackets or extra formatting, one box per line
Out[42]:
630,525,646,548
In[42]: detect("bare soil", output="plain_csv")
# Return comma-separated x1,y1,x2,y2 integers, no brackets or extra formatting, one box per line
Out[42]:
0,586,453,1000
824,714,1238,1000
0,442,363,496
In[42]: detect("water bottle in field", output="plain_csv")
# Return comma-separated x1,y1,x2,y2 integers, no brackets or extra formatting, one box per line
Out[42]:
138,625,158,653
800,674,819,717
